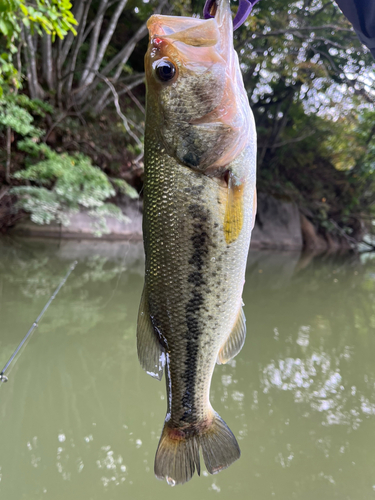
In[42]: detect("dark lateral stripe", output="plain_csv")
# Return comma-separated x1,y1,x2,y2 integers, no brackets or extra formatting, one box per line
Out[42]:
181,202,210,423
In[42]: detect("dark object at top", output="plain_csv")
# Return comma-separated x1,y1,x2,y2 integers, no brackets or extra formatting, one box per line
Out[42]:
203,0,261,30
335,0,375,57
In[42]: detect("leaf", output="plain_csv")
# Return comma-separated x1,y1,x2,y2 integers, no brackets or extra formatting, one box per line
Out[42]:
55,26,63,39
19,4,28,16
111,178,139,199
0,18,9,35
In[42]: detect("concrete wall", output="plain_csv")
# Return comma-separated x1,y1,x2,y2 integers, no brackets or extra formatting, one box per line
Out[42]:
250,193,303,251
9,193,352,253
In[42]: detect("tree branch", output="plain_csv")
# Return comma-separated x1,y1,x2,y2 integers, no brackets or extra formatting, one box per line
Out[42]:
313,36,349,50
314,48,375,104
24,27,44,99
60,0,86,67
100,21,148,78
309,2,333,19
93,73,144,161
267,130,316,148
100,0,169,78
79,0,109,87
99,74,145,113
64,0,169,110
254,24,355,39
5,128,11,184
42,34,54,90
328,218,357,247
81,0,118,44
0,188,9,201
64,0,93,97
90,0,128,82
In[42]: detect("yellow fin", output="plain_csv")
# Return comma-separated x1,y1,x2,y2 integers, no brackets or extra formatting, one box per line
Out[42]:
224,172,244,244
217,307,246,365
137,287,165,380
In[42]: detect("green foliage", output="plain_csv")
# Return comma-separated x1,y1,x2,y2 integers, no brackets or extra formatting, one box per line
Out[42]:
11,186,62,225
0,91,135,234
228,0,375,235
0,0,77,90
111,178,139,199
11,139,132,234
355,110,375,175
0,93,44,135
0,51,18,95
0,0,373,242
0,0,77,39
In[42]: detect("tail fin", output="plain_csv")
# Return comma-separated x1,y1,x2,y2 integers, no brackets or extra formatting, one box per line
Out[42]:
199,413,241,475
154,412,240,485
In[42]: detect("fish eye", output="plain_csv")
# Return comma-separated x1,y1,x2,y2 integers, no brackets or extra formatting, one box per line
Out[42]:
155,60,176,82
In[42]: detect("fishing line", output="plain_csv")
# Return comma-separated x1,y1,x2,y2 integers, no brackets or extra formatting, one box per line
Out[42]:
0,260,78,385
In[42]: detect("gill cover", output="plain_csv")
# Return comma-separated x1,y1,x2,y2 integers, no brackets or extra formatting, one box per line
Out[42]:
145,0,252,172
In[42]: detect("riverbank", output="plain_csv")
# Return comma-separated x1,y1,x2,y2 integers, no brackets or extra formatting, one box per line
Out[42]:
5,192,355,254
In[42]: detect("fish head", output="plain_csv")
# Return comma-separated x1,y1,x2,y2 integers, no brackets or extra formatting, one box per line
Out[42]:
145,0,252,173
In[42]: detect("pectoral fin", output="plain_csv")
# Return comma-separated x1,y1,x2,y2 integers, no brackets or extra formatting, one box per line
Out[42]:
224,172,244,244
137,287,165,380
217,307,246,365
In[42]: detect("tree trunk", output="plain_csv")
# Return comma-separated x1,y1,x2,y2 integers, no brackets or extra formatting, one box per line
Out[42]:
79,0,169,111
60,0,86,67
5,127,11,184
79,0,109,89
42,34,54,90
24,28,45,100
63,0,93,101
86,0,128,87
90,22,148,112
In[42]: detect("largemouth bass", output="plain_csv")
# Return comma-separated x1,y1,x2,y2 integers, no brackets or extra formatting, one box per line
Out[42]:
137,0,257,485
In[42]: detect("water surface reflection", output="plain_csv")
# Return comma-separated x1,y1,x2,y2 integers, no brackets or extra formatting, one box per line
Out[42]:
0,238,375,499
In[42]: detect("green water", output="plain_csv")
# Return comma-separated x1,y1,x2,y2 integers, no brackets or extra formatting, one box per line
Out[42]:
0,238,375,500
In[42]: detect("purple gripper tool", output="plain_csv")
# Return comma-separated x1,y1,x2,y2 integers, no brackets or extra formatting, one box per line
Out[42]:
203,0,261,30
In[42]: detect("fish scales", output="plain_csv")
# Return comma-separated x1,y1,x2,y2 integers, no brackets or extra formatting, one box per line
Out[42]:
137,0,257,485
144,131,255,424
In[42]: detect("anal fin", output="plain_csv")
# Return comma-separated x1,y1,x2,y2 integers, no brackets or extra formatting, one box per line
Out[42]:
217,307,246,365
137,287,165,380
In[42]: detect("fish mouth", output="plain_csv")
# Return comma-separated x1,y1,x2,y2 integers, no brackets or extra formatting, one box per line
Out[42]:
147,0,233,55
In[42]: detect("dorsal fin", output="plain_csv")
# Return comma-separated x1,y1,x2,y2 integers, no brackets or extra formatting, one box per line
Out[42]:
217,307,246,364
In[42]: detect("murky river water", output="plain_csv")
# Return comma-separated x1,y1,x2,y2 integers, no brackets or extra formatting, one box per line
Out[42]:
0,237,375,500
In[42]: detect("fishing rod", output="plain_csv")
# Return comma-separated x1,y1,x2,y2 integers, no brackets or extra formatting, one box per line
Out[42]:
0,260,78,384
